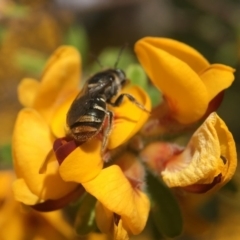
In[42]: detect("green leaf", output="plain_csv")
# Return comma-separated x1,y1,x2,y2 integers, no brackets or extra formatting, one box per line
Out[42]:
74,193,97,235
214,41,238,66
15,49,47,75
3,4,29,18
88,47,136,74
126,64,148,89
221,179,238,193
147,214,164,240
147,85,162,107
64,25,88,65
147,172,183,238
0,26,7,44
0,144,12,168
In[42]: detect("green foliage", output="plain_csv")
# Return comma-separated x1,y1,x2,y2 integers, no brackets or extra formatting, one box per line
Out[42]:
88,47,136,74
126,64,162,107
0,27,7,44
221,179,238,193
2,4,29,19
74,193,97,235
0,144,12,168
147,172,183,238
126,64,148,89
214,41,238,66
147,85,162,107
15,49,47,75
64,25,89,66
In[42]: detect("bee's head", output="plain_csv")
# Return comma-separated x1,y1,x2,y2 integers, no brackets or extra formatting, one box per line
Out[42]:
114,69,127,87
87,68,128,100
88,69,127,88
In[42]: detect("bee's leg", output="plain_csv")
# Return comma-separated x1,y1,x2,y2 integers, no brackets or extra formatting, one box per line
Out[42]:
101,110,113,153
108,93,150,113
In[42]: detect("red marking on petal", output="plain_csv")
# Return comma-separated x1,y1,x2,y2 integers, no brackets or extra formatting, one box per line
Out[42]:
31,185,85,212
53,138,66,152
165,94,179,115
53,138,79,165
182,173,222,193
202,91,224,119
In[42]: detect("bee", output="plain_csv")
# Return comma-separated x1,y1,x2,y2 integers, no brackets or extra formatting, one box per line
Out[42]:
66,68,149,151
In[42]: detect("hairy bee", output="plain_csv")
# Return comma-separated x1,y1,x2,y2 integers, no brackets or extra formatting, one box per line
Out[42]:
66,68,149,151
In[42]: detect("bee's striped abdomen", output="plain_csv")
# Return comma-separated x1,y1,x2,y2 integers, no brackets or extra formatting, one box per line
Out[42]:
70,97,107,142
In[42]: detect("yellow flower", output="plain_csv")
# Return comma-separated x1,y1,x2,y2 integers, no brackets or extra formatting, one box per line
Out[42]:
13,46,81,206
12,45,151,238
91,153,150,239
58,147,150,239
135,37,235,125
0,170,76,240
141,112,237,193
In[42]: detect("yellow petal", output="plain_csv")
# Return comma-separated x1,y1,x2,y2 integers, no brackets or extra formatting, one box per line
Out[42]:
50,91,78,138
213,113,237,187
113,219,130,240
59,138,103,183
108,85,151,149
95,203,130,240
135,40,208,124
88,233,110,240
12,178,41,205
161,112,237,189
200,64,235,100
13,108,77,200
95,201,114,234
83,165,150,235
136,37,210,73
0,209,25,240
38,211,76,239
0,172,30,240
17,78,40,107
33,46,81,121
0,171,15,198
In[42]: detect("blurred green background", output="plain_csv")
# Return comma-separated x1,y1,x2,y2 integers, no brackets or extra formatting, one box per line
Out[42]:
0,0,239,239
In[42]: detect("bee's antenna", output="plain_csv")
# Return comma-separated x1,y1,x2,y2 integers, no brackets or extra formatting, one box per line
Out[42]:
90,53,103,69
114,43,128,68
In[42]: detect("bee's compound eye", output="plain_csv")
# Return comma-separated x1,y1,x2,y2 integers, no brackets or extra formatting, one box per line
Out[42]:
116,69,126,79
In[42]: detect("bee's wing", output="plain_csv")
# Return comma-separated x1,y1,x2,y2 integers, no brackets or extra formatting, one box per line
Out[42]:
66,93,92,128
